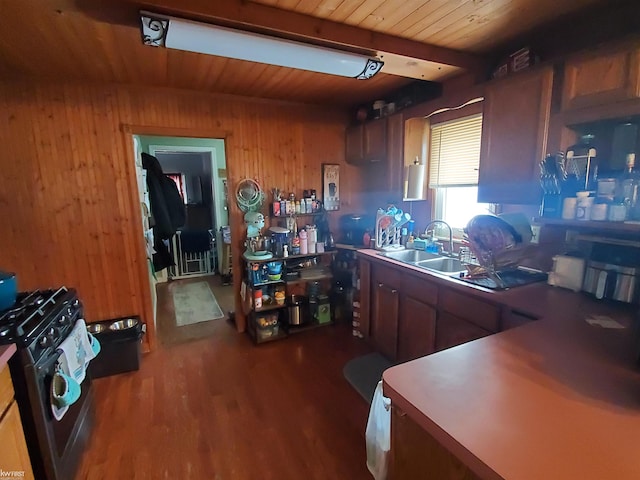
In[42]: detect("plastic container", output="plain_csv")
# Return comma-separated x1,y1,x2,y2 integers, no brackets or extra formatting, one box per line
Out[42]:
256,313,279,339
87,316,144,378
0,271,17,311
299,230,308,255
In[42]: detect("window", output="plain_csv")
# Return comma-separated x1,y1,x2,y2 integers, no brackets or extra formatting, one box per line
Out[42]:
429,114,493,237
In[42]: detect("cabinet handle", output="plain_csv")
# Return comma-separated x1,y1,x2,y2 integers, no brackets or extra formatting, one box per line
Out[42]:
378,283,384,288
391,289,397,294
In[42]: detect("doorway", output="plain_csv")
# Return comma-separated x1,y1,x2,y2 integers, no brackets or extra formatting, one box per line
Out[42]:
133,134,236,345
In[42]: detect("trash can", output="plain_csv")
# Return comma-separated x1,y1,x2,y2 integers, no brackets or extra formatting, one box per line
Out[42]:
87,316,145,378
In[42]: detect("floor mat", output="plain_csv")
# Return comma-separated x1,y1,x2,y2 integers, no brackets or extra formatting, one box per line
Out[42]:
343,352,393,404
172,281,225,326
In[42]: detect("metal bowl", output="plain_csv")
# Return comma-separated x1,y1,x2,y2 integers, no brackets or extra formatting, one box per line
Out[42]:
109,318,139,331
87,323,106,334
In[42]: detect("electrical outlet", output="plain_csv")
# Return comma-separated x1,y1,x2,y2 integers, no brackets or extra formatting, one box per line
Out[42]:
530,225,541,244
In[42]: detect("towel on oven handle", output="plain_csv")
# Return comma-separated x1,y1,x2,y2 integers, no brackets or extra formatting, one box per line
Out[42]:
57,318,98,384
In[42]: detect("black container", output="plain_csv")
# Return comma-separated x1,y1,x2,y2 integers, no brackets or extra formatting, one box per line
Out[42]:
88,316,144,378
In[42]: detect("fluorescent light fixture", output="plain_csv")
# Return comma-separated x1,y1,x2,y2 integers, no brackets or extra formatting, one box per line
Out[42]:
140,11,384,79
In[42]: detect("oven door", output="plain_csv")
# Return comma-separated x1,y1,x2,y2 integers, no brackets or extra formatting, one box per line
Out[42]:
12,349,95,480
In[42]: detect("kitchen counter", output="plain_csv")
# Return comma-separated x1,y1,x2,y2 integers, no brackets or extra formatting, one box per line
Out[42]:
0,344,16,369
363,249,640,479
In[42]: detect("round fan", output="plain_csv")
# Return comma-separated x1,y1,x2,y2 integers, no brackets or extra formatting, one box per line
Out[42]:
235,178,265,212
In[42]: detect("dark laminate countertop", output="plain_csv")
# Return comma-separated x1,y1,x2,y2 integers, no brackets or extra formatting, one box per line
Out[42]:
358,249,640,480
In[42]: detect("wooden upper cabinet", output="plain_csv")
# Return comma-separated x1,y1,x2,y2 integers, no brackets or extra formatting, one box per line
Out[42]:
478,66,553,205
363,118,387,162
346,118,387,165
385,113,404,196
345,125,364,164
562,46,640,111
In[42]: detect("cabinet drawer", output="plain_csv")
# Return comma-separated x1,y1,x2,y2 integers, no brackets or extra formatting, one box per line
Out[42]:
0,364,14,417
435,312,492,352
439,289,500,332
402,274,438,306
372,263,403,289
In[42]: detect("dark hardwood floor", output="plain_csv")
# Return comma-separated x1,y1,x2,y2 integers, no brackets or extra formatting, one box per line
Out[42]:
76,309,374,479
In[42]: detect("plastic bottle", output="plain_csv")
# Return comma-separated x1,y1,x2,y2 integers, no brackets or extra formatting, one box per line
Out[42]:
299,229,308,255
283,245,289,257
254,289,262,309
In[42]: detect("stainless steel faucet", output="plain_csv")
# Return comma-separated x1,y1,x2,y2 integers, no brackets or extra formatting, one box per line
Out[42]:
424,220,453,255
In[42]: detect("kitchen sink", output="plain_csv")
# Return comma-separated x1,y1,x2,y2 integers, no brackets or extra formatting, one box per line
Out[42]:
379,249,466,274
379,249,441,263
415,257,466,273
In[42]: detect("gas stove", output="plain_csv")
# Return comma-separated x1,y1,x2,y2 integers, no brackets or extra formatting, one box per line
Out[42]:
0,287,82,365
2,286,92,480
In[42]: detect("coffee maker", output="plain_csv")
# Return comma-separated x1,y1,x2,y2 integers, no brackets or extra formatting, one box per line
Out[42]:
339,214,372,246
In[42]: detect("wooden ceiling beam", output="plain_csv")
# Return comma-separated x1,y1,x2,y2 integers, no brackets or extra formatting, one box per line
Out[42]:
133,0,488,72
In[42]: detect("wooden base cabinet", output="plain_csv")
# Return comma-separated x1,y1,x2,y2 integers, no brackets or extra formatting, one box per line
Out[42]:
369,262,438,362
397,279,437,363
435,312,491,352
0,363,34,479
371,265,401,360
389,405,481,480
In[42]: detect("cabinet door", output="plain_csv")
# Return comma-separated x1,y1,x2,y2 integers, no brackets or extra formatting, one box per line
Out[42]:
478,66,553,205
0,403,35,479
390,405,482,480
345,124,364,164
386,113,404,197
363,118,387,162
435,311,491,352
397,295,436,362
563,47,640,111
371,280,399,360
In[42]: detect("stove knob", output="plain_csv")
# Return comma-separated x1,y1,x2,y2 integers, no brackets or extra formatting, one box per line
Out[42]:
67,307,73,316
58,315,66,324
39,336,50,348
73,299,80,307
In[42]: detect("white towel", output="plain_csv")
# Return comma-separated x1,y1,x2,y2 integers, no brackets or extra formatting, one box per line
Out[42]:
57,318,96,384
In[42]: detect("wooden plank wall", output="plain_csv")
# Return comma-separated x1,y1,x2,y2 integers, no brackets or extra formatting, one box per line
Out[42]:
0,81,362,349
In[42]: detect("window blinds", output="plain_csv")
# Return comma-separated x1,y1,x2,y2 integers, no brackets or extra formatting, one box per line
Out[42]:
429,113,482,188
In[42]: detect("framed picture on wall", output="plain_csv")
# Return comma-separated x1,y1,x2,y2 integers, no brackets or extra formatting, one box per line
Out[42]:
322,164,340,211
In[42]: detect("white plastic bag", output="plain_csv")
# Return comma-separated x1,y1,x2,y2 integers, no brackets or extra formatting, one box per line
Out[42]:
366,381,392,480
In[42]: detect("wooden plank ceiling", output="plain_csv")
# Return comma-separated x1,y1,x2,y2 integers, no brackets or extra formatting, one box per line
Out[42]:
0,0,606,106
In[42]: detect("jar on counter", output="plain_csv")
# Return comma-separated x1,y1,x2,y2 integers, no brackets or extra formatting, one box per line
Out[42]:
590,201,608,221
575,191,594,221
562,197,577,220
608,200,627,222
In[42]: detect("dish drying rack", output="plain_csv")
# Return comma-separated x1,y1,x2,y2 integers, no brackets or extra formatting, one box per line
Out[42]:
459,243,537,289
375,209,410,251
